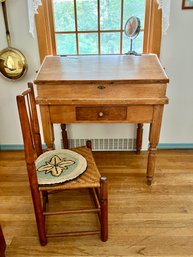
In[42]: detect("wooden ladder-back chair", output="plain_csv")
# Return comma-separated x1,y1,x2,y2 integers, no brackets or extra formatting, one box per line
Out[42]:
16,82,108,246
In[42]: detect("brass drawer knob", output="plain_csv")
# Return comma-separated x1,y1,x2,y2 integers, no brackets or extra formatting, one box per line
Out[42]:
98,112,104,117
97,85,106,90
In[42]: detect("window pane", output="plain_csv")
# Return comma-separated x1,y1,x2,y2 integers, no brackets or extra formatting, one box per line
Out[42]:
56,34,76,55
52,0,75,32
101,33,120,54
79,33,98,54
100,0,121,30
77,0,98,31
53,0,145,55
123,0,145,28
122,31,143,54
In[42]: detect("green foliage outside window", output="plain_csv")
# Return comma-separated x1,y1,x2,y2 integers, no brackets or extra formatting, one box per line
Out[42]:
52,0,145,55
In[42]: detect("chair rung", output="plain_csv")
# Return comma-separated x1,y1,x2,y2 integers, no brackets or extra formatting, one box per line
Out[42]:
43,208,100,216
91,188,100,209
47,230,100,238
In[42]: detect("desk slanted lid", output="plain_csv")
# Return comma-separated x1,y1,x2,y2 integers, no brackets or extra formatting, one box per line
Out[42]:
34,54,169,85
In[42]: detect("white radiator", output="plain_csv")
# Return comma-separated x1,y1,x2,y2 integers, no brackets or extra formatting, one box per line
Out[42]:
67,138,136,151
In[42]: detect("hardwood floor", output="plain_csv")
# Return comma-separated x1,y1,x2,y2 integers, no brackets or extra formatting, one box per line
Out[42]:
1,149,193,256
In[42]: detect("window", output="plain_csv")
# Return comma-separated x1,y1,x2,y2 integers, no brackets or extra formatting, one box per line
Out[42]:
35,0,162,61
51,0,145,55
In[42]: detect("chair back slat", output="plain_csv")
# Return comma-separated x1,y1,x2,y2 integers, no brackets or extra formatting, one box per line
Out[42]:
17,83,43,163
28,83,43,157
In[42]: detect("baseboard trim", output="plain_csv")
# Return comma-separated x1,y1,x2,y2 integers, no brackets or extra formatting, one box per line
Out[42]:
158,143,193,149
0,144,46,151
0,144,24,150
1,143,193,151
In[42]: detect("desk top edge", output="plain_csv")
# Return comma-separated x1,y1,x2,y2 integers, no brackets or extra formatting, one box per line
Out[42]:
34,79,169,85
34,54,169,84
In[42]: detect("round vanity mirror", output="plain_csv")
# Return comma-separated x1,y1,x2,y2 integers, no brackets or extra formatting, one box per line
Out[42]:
124,16,141,55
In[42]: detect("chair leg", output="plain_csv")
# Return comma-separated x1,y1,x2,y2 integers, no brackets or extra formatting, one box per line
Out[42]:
42,191,48,213
100,176,108,242
0,225,6,257
31,187,47,246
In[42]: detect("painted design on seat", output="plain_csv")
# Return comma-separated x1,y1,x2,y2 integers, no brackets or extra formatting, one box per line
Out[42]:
35,149,87,185
37,155,75,177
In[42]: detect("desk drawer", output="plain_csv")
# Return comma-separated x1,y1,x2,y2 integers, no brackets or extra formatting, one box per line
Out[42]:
76,106,127,121
49,105,153,123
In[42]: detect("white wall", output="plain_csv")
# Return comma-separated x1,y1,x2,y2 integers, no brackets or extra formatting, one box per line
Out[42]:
0,0,193,149
0,0,40,145
159,0,193,145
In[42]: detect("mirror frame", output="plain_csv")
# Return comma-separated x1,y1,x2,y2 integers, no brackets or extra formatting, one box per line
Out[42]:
124,16,141,40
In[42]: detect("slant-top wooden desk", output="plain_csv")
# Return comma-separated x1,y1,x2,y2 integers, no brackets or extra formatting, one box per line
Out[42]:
34,54,169,185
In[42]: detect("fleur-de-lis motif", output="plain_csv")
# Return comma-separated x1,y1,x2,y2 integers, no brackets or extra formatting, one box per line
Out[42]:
37,155,75,177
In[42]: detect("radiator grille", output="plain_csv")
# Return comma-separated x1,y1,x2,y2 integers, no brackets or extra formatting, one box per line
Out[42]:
67,138,136,151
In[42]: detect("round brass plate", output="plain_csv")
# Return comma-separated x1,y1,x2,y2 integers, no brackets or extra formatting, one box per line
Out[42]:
0,47,27,80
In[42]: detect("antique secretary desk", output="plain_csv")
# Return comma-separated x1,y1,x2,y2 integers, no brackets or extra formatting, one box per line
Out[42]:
34,54,169,185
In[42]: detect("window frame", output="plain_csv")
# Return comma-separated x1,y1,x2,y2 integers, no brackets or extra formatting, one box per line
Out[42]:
35,0,162,62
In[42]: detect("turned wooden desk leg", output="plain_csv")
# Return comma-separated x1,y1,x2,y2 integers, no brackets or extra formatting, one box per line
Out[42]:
147,143,157,185
146,105,163,185
39,106,55,150
86,140,92,149
100,176,108,242
136,123,143,154
61,124,69,149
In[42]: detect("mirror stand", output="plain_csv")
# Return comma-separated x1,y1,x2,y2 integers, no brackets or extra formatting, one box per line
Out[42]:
125,39,141,56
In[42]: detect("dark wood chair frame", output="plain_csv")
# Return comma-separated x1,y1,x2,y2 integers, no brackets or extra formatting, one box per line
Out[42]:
16,82,108,246
0,225,6,257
